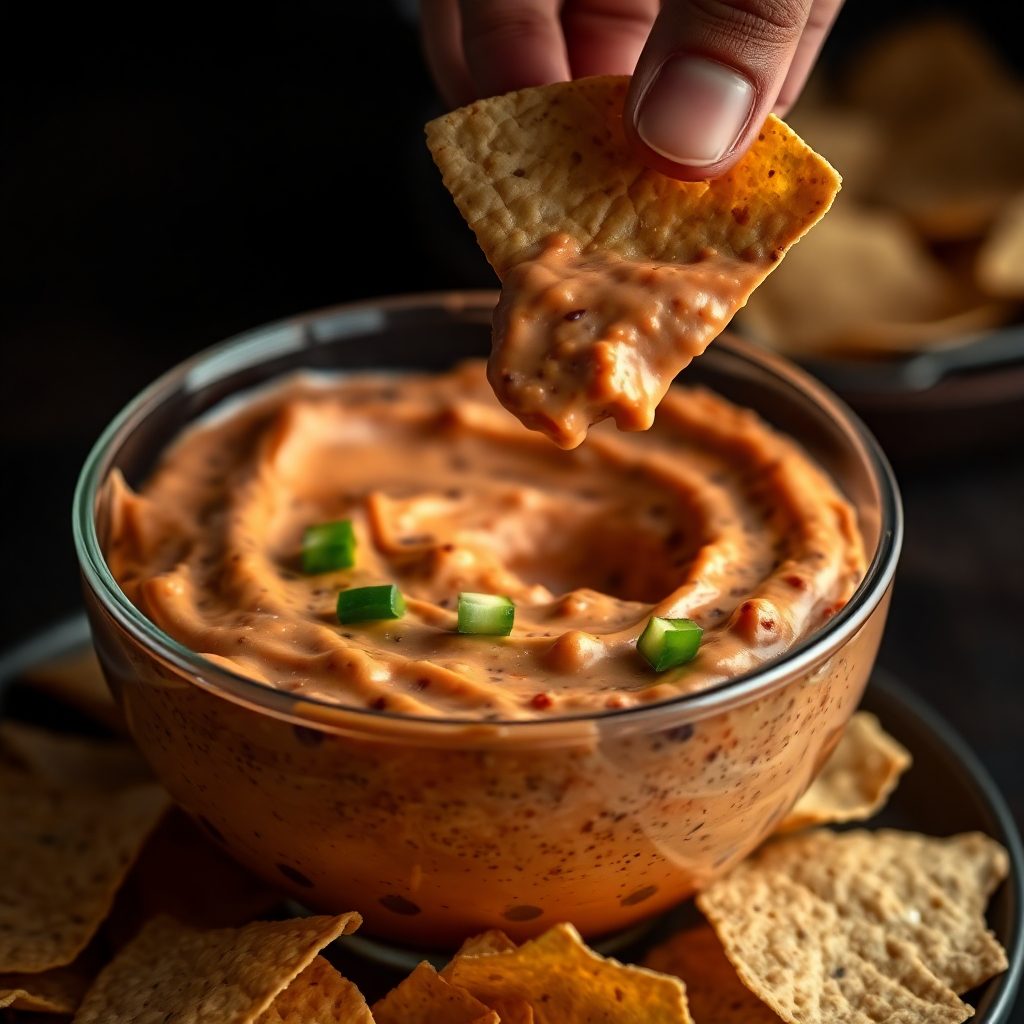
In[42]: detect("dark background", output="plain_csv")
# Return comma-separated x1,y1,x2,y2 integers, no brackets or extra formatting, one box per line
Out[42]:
2,0,1022,988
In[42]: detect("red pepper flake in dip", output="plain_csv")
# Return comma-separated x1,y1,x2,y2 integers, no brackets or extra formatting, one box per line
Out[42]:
426,76,841,448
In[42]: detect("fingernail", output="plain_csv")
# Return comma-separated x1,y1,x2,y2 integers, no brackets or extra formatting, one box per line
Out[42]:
636,56,755,166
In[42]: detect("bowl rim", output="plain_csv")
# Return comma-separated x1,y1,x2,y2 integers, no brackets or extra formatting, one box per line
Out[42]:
72,290,904,734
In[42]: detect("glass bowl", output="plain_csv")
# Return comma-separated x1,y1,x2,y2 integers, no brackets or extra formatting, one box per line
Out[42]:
73,291,902,948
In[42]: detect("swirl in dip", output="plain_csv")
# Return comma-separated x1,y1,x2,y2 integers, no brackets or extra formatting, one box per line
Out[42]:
102,361,864,721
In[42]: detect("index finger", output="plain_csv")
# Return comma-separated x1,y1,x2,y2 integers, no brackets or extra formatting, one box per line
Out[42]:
458,0,571,98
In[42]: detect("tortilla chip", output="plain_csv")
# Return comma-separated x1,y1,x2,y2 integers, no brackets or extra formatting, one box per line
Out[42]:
743,830,1008,994
0,771,168,972
445,921,692,1024
0,720,151,791
978,190,1024,298
739,205,1007,356
256,956,373,1024
0,954,94,1013
439,931,533,1023
20,648,123,733
425,76,839,279
777,712,912,833
699,829,1010,1022
643,924,779,1023
428,77,839,447
875,831,1009,916
106,808,285,945
73,912,361,1024
699,870,970,1023
373,961,500,1024
444,930,518,969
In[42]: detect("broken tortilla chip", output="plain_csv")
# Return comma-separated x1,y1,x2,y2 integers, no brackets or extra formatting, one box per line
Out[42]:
373,961,499,1024
0,952,95,1014
443,930,518,974
643,924,779,1023
698,829,1010,1023
0,771,167,972
978,190,1024,298
426,77,840,447
445,921,692,1024
73,912,361,1024
777,712,912,833
256,955,373,1024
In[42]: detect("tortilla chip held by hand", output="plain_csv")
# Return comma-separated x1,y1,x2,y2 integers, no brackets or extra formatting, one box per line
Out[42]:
427,77,840,447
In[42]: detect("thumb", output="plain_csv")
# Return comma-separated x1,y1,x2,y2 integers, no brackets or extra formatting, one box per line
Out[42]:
625,0,817,180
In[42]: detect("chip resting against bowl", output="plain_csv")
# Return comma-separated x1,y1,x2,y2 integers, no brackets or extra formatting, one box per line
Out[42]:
426,76,840,448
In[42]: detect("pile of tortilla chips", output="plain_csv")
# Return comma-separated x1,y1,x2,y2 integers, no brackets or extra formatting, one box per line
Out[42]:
738,18,1024,358
0,650,1011,1024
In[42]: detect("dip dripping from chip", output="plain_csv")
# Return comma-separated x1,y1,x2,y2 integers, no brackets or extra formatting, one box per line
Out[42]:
426,76,841,448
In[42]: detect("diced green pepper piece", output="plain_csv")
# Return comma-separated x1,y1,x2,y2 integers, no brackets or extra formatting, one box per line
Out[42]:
637,616,702,671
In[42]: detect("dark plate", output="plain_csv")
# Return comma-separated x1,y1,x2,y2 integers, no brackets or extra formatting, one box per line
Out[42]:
1,616,1021,1018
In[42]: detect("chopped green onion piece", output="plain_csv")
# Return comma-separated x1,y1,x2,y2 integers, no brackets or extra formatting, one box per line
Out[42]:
637,616,703,672
302,520,356,574
457,592,515,636
337,584,406,624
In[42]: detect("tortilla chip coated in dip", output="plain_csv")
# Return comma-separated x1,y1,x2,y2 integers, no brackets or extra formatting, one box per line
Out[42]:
426,76,840,447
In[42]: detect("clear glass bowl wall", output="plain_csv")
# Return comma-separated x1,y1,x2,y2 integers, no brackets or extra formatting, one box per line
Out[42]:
74,292,902,947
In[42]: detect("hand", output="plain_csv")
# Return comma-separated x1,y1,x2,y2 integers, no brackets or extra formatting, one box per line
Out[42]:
420,0,843,180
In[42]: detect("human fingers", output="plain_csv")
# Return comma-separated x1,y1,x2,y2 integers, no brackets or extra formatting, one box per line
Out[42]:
560,0,659,79
625,0,819,180
420,0,477,108
457,0,571,98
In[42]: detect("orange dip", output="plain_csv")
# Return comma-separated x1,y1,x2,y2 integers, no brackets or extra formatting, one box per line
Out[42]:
490,234,763,449
102,362,865,722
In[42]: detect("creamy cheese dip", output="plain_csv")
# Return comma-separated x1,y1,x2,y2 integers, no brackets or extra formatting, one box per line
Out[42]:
102,361,865,721
490,234,764,449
